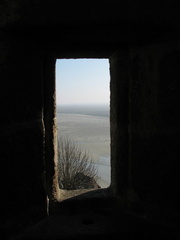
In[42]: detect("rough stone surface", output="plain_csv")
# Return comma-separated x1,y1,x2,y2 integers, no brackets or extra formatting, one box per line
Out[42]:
0,1,180,239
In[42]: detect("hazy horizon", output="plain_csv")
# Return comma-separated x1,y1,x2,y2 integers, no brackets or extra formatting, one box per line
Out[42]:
57,103,110,118
57,103,109,107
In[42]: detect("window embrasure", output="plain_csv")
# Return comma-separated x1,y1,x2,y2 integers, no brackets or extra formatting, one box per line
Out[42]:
55,58,111,201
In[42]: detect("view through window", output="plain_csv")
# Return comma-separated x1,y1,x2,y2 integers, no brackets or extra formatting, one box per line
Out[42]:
56,59,110,199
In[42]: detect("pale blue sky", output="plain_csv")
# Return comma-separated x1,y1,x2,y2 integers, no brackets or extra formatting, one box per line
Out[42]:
56,59,110,105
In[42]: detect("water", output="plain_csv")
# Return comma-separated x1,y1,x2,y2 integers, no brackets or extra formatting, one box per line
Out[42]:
57,104,111,188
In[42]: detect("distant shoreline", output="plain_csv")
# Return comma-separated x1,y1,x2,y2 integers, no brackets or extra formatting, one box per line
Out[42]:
57,104,110,118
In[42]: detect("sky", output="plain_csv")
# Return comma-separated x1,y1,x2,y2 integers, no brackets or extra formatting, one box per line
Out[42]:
56,59,110,105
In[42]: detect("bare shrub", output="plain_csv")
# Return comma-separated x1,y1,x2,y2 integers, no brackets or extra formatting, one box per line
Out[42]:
58,136,98,190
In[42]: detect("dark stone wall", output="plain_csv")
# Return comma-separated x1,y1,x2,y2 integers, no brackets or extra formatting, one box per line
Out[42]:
109,42,180,214
0,33,46,227
109,50,130,203
130,43,180,211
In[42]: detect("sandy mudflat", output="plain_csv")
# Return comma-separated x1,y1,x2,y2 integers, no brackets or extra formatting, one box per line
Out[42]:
57,113,110,162
57,113,111,187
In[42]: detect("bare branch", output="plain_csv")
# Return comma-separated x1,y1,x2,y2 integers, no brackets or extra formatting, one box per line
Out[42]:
58,136,99,190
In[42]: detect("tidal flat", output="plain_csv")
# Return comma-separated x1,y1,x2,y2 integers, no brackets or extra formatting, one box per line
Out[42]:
56,107,111,188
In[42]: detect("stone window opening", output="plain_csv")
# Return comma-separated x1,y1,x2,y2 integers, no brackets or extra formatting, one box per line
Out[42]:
43,52,131,214
55,58,111,202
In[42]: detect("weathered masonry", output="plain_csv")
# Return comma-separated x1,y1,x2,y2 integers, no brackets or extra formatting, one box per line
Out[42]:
0,1,180,239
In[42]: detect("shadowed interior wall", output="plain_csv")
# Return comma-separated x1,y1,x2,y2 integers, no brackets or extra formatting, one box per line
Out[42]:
110,43,180,210
110,50,130,203
130,43,180,210
0,34,47,222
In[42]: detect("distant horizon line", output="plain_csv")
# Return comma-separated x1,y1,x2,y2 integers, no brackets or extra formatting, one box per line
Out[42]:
57,103,109,106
